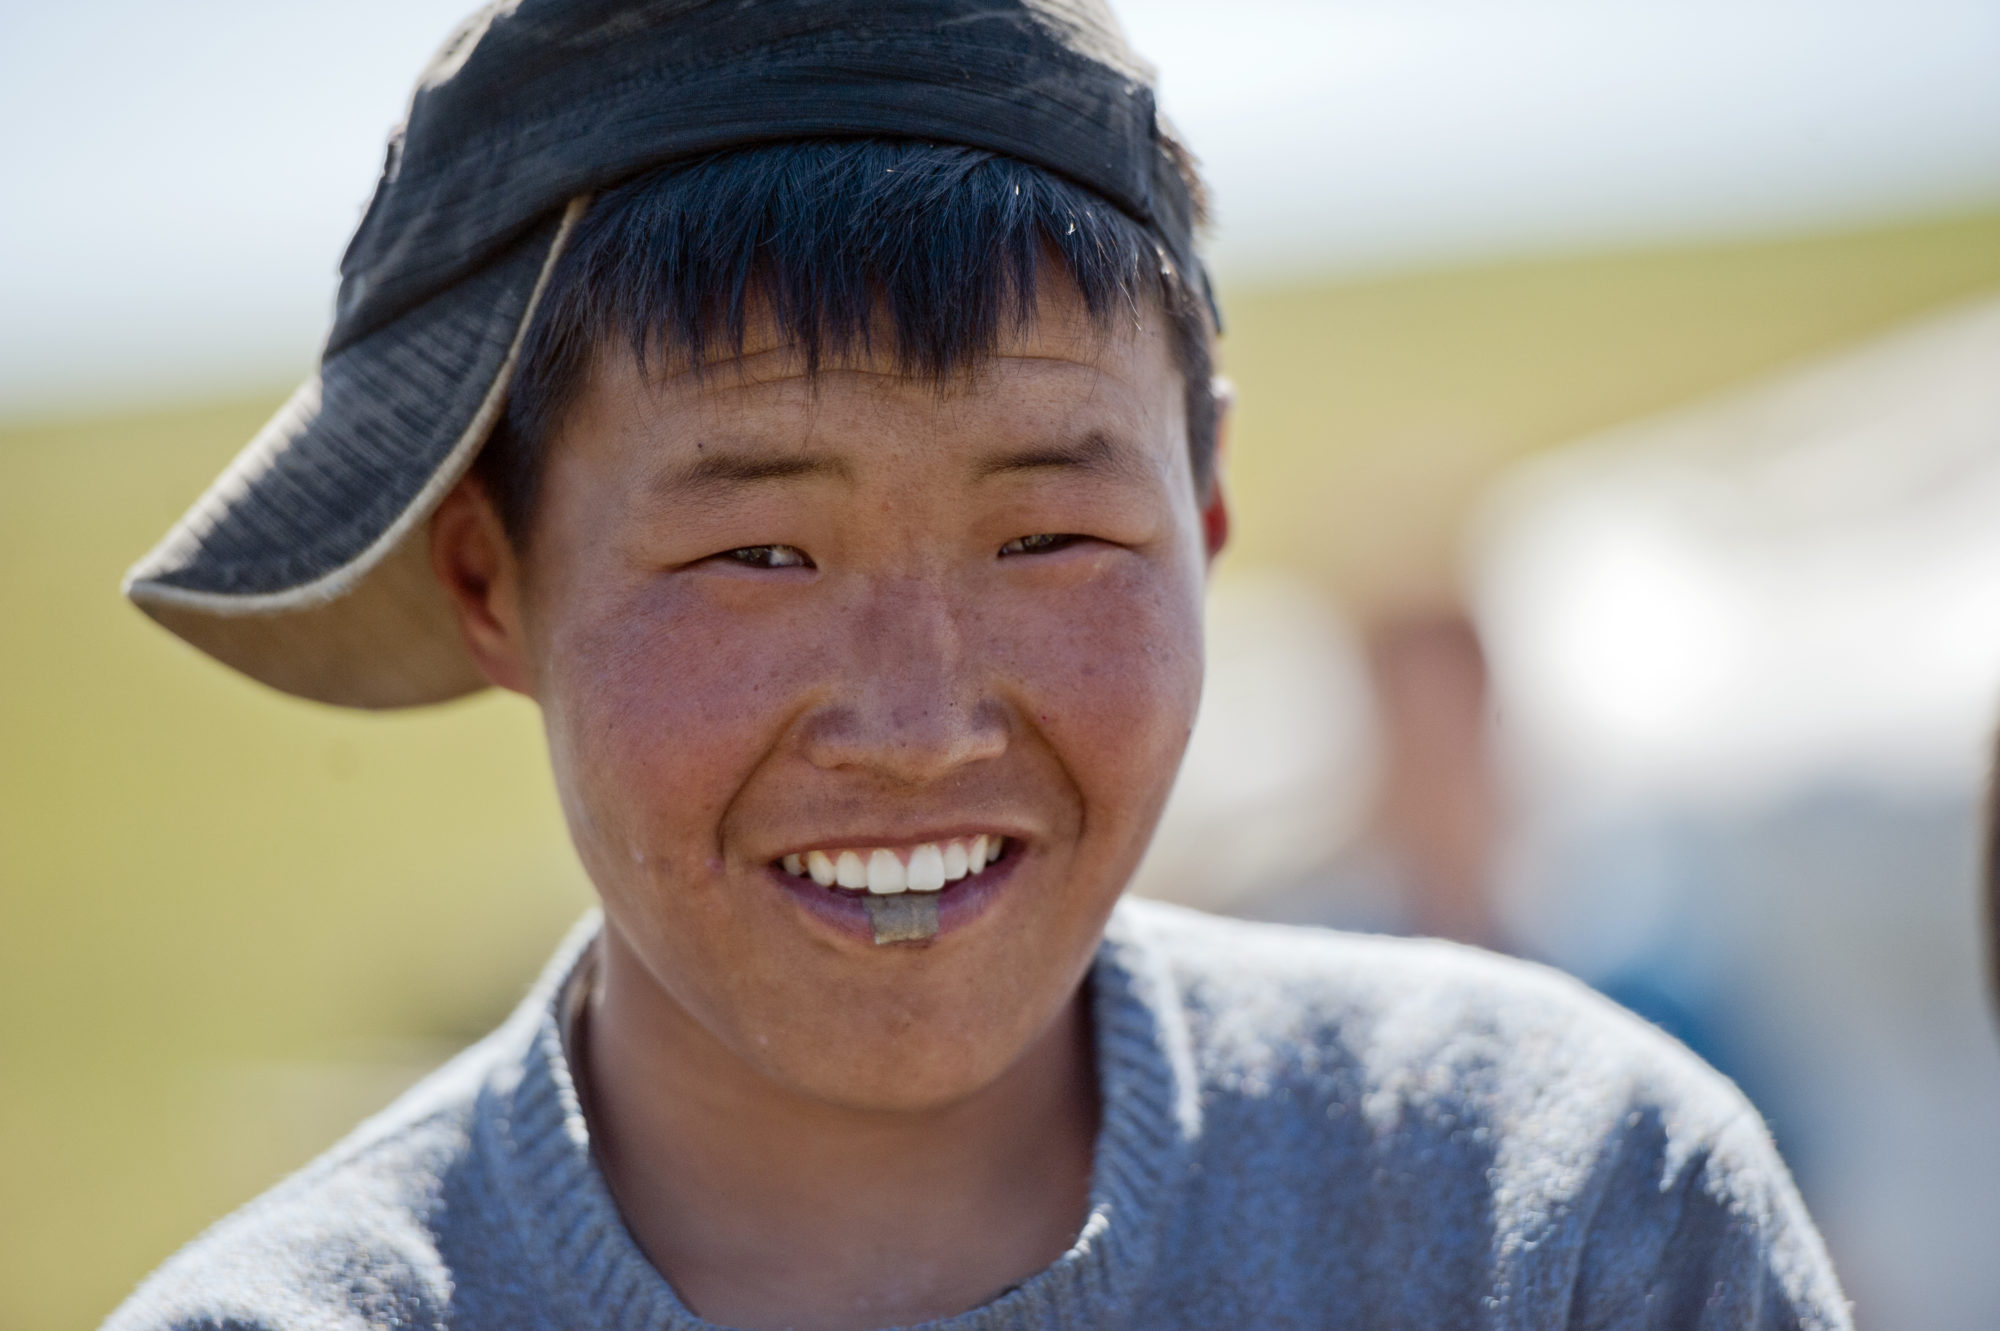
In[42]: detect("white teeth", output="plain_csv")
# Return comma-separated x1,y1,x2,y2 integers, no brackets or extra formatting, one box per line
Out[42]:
835,850,868,889
866,849,907,895
907,843,946,892
789,836,1010,893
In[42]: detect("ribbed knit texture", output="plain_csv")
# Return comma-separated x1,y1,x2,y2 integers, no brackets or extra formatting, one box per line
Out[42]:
104,900,1851,1330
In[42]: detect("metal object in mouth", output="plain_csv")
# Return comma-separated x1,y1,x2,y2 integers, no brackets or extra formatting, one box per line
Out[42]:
866,894,939,944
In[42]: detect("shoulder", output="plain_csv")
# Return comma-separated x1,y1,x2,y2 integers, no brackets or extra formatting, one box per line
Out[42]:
1114,895,1734,1116
101,1037,505,1331
1112,898,1852,1328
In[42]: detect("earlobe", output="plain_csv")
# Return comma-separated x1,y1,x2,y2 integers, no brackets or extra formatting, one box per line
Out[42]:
1201,380,1233,563
1201,478,1230,563
429,476,536,697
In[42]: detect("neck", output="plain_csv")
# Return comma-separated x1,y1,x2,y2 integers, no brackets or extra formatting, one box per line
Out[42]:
580,927,1099,1331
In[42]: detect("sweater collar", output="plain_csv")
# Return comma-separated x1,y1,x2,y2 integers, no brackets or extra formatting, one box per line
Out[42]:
482,902,1199,1330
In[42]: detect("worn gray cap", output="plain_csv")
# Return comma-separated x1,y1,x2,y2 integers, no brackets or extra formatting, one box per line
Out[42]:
124,0,1210,709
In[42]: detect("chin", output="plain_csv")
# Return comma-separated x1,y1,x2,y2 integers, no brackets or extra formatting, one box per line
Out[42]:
746,979,1066,1113
775,1038,1021,1114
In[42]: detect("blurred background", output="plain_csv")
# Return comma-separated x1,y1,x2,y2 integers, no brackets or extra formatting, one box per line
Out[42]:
5,1,2000,1325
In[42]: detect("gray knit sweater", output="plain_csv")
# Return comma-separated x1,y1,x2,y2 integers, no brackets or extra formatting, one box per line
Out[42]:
105,900,1850,1330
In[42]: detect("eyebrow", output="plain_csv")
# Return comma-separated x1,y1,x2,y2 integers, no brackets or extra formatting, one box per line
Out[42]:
648,429,1145,500
650,450,852,500
971,431,1146,482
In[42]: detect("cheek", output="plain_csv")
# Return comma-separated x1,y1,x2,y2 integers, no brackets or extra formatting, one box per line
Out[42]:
1005,556,1206,831
536,579,799,874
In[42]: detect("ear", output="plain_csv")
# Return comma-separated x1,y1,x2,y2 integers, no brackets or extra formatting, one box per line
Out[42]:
1200,377,1233,564
429,474,536,697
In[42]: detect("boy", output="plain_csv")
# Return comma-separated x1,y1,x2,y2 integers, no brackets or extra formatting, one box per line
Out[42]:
110,2,1849,1327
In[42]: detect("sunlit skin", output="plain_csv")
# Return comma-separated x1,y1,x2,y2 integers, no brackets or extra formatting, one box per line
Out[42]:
429,283,1228,1330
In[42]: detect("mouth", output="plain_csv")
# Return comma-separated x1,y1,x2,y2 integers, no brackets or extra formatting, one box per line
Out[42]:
767,834,1017,945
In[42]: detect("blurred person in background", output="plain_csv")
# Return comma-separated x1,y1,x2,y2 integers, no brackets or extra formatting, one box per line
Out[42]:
1988,736,2000,1019
1468,295,2000,1331
101,3,1848,1329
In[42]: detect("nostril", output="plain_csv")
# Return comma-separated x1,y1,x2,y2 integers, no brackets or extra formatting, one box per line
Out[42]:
797,699,1008,780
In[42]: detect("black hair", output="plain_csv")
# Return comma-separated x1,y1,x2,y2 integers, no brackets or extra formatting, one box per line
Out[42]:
477,138,1216,546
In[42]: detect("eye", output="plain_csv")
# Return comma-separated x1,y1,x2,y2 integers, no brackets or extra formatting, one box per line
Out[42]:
999,533,1082,557
719,544,813,569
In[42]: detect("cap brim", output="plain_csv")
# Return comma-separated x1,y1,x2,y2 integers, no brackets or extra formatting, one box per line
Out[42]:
124,199,587,709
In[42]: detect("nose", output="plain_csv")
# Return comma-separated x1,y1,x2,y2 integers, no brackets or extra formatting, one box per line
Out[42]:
798,578,1008,784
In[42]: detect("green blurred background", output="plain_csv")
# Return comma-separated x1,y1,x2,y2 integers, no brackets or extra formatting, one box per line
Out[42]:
6,206,1999,1327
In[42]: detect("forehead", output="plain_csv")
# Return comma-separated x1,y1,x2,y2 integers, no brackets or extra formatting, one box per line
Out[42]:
556,282,1187,477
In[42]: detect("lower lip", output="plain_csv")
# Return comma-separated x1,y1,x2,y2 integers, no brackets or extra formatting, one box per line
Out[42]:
769,850,1023,945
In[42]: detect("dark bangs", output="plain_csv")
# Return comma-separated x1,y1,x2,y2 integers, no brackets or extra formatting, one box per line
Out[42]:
480,139,1216,545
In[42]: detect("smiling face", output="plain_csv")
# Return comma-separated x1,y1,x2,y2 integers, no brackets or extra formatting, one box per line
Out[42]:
434,283,1223,1112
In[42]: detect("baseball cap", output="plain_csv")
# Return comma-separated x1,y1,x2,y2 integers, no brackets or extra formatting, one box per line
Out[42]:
124,0,1211,708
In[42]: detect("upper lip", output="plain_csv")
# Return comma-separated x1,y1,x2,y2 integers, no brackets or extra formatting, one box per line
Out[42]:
763,824,1028,860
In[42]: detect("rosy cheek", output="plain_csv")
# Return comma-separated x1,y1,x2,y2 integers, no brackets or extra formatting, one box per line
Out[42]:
1006,563,1204,806
541,583,796,872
